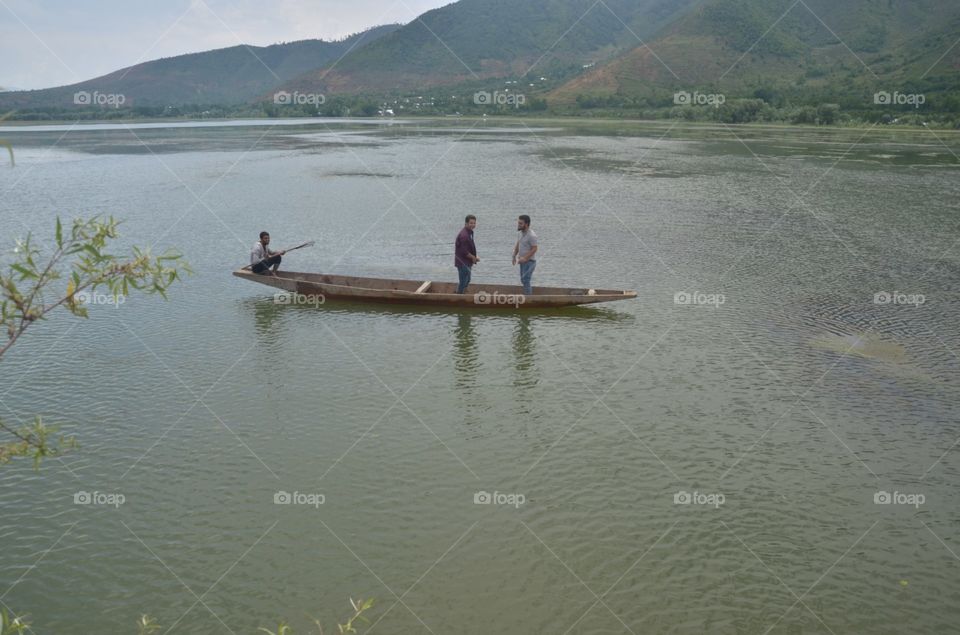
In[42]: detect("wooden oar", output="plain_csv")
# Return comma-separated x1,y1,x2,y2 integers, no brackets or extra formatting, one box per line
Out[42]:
283,240,316,254
243,240,315,270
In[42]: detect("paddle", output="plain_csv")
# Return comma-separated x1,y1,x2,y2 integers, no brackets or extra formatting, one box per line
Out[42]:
243,240,315,271
281,240,316,254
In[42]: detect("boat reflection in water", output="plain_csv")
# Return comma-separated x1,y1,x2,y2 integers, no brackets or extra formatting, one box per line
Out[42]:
512,315,537,391
453,313,480,392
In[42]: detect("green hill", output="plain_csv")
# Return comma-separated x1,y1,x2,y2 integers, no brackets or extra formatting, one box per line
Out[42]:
549,0,960,116
0,25,400,111
277,0,702,95
4,0,958,124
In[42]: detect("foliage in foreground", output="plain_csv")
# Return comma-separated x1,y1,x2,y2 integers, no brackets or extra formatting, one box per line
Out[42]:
0,216,188,466
0,608,29,635
259,597,376,634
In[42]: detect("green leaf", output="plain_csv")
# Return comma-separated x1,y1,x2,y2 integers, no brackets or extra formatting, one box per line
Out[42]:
9,264,36,280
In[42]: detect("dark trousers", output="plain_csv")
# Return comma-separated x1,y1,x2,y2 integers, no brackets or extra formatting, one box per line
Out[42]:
252,255,282,274
456,265,472,294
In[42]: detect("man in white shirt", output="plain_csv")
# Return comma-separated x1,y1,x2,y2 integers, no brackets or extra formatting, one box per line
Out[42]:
250,231,286,276
512,215,538,295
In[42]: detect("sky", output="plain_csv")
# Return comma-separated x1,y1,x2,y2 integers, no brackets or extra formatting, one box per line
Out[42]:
1,0,453,90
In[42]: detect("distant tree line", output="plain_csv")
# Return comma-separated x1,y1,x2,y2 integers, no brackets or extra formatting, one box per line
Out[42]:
4,84,958,128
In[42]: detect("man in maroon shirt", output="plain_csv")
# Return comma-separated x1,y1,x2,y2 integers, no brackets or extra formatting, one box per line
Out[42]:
455,215,479,293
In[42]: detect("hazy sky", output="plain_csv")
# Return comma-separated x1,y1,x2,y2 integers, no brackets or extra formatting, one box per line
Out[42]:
1,0,453,90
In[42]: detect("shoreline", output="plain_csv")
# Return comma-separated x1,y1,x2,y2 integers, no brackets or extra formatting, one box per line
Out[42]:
2,114,959,135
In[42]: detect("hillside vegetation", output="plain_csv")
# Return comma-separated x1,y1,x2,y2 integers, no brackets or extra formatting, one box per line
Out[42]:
0,25,400,113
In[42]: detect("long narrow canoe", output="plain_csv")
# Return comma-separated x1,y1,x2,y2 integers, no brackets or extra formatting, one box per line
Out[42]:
233,269,637,309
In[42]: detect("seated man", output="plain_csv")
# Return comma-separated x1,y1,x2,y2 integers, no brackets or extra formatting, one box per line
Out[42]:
250,231,286,275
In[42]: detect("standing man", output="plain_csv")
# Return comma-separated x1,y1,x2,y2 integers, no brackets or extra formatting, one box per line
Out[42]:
512,215,538,295
250,231,286,276
455,215,479,294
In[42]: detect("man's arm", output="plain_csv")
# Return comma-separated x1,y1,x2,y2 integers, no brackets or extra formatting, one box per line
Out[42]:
518,244,538,264
512,240,520,265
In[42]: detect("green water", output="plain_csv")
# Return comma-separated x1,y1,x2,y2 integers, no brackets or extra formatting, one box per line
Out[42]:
0,118,958,634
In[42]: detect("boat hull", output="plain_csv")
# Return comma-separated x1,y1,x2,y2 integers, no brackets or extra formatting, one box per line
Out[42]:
233,270,637,309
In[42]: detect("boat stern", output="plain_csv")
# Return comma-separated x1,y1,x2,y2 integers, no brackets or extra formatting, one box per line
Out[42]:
233,269,299,293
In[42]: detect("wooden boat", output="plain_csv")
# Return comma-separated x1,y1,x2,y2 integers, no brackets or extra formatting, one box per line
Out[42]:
233,269,637,309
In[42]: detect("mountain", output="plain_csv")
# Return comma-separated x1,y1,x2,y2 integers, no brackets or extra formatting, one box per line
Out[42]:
548,0,960,106
4,0,957,120
277,0,702,96
0,25,400,110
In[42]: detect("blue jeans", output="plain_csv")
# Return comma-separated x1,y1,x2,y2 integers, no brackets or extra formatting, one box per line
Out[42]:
456,265,472,294
252,255,281,274
519,260,536,295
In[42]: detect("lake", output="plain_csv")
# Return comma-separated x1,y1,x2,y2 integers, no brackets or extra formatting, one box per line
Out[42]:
0,117,958,634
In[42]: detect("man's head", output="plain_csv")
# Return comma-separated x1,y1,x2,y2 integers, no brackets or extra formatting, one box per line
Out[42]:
465,215,477,230
518,215,531,231
259,231,270,245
